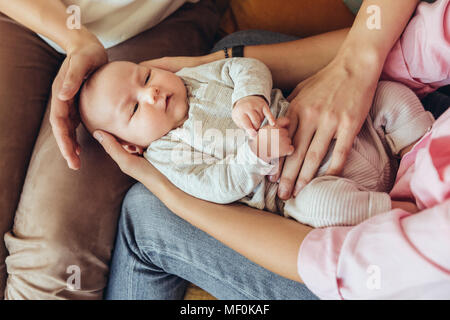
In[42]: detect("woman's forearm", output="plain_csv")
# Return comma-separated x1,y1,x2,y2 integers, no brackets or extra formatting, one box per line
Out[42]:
206,28,349,90
145,175,312,283
205,0,419,90
0,0,95,52
244,29,349,89
335,0,420,80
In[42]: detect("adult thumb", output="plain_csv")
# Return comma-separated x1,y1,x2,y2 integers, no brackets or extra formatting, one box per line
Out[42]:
93,130,124,161
93,131,104,144
59,57,85,100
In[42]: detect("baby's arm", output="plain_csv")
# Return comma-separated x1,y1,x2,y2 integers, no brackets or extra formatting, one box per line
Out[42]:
178,58,276,134
177,57,274,104
227,58,276,134
145,137,276,204
225,58,273,107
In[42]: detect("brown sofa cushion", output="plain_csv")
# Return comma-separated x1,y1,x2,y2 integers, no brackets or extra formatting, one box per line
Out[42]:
185,283,216,300
219,0,355,38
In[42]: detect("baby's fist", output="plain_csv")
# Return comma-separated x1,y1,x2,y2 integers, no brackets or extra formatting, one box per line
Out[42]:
250,117,294,163
232,95,276,137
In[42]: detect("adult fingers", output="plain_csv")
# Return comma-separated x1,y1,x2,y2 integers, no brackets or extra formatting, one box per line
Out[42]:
58,56,89,100
269,114,297,182
293,125,335,196
93,130,131,171
50,110,80,170
326,125,359,176
140,57,179,72
76,143,81,156
140,56,203,73
95,130,173,188
287,81,307,102
49,82,82,169
277,121,315,200
275,116,290,129
269,156,285,182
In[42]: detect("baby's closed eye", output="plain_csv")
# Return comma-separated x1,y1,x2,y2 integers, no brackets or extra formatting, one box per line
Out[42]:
132,71,152,115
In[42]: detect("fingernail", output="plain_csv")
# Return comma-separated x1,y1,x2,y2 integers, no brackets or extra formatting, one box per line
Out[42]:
93,131,103,143
278,185,288,198
68,161,79,171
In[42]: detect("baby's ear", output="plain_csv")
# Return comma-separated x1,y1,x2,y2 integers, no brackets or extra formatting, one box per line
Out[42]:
121,142,144,155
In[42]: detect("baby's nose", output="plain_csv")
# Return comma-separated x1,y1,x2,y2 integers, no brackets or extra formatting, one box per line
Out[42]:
150,86,160,97
142,86,160,104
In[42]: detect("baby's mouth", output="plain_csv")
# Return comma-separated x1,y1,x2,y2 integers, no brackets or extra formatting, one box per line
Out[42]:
165,94,172,111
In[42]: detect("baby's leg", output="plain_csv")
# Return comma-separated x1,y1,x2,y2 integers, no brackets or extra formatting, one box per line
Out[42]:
370,81,435,156
283,176,391,228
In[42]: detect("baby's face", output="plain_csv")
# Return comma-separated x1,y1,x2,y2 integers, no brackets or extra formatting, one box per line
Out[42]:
80,61,188,151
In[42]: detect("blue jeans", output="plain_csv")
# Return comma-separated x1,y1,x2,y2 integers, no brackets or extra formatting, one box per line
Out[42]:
105,183,317,300
105,30,317,300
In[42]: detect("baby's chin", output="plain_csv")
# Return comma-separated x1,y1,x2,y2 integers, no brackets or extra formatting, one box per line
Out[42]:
124,136,152,150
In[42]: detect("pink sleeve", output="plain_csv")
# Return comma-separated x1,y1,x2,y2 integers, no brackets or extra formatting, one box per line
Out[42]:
298,202,450,299
381,0,450,97
298,109,450,299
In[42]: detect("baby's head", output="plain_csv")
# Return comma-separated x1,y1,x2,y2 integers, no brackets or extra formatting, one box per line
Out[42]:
79,61,189,155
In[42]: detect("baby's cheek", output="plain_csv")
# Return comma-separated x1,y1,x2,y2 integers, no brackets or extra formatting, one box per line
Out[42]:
142,122,166,145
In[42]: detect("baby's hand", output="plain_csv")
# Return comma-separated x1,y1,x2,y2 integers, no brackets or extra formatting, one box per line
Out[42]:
232,95,276,137
249,117,294,163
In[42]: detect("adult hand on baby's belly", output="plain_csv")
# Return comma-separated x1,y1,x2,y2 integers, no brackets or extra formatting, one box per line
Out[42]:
272,57,377,201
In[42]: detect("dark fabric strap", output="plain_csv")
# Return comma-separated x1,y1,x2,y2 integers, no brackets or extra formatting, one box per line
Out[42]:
232,45,244,58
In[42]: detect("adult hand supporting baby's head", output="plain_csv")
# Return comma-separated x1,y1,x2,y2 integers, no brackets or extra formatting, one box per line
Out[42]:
93,130,168,190
50,33,108,170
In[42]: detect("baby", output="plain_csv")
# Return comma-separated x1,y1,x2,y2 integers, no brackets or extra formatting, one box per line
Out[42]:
79,58,434,227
